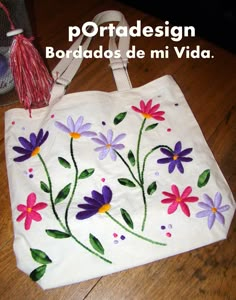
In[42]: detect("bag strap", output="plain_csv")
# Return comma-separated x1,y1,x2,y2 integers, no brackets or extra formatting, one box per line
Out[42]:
52,10,132,91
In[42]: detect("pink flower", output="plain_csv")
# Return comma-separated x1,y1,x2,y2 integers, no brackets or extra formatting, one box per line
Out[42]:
131,99,165,121
16,193,48,230
161,185,198,217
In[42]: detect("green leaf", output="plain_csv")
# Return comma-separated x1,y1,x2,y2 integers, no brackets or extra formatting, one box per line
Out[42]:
120,208,134,229
145,123,158,131
89,234,104,255
118,178,136,187
30,248,52,265
58,157,71,169
40,181,50,193
128,150,135,166
147,181,157,195
46,229,71,239
198,169,211,188
78,168,95,179
113,112,127,125
55,183,71,204
30,265,47,282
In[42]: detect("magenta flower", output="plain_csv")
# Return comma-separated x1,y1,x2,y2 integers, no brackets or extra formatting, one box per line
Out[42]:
76,186,112,220
161,185,198,217
157,141,193,173
92,129,126,161
55,116,96,139
16,193,48,230
196,192,230,229
131,99,165,121
13,129,49,162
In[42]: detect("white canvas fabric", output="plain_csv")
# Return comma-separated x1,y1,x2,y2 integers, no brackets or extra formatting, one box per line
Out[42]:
4,11,235,289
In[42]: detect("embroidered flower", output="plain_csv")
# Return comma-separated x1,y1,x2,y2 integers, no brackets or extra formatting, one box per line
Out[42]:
13,129,49,162
196,192,230,229
92,129,126,161
76,186,112,220
55,116,96,139
131,99,165,121
157,141,193,173
16,193,48,230
161,185,198,217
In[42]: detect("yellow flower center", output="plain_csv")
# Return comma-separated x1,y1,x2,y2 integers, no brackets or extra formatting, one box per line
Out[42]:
31,146,40,157
176,197,182,203
173,154,178,160
142,113,151,119
211,207,217,213
98,203,111,213
27,207,32,213
106,144,111,148
70,132,81,139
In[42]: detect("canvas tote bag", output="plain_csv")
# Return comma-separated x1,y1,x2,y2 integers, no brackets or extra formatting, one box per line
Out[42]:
4,11,235,289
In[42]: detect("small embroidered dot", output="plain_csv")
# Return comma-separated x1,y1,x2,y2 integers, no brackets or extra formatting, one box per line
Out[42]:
167,128,171,132
168,224,173,229
28,168,33,173
175,103,179,106
155,171,159,176
113,233,118,238
11,121,15,125
114,240,119,244
120,235,126,240
166,232,172,238
157,95,161,98
51,114,55,118
101,178,105,182
102,121,106,126
22,127,25,130
161,225,166,230
29,174,34,179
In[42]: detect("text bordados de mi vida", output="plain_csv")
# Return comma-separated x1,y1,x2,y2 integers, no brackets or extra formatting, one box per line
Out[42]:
45,20,214,59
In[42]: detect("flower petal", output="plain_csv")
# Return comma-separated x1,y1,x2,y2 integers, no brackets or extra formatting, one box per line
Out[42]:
16,211,27,222
27,193,37,208
145,99,153,113
184,196,199,202
180,202,190,217
98,148,110,160
171,185,180,197
67,116,75,131
181,186,192,199
12,146,30,154
179,148,193,157
214,192,222,208
110,149,117,161
112,144,125,150
79,123,91,133
76,210,97,220
218,205,230,213
33,202,48,211
24,215,33,230
167,202,178,214
196,210,211,218
13,153,32,162
91,190,104,205
112,133,126,144
83,196,101,207
17,204,27,212
140,100,146,111
162,191,175,198
78,204,98,210
38,131,49,146
149,103,160,113
131,106,142,113
19,137,33,150
92,138,106,146
55,121,70,133
208,213,216,229
107,129,113,144
81,131,96,137
157,157,173,164
161,198,175,204
168,161,176,173
160,148,173,157
198,202,212,209
30,211,42,222
102,186,112,204
215,211,225,225
203,194,214,207
74,116,84,131
176,160,184,173
30,133,37,148
174,141,182,153
98,132,108,144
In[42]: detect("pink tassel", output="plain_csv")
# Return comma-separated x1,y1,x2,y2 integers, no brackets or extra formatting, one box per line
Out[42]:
0,1,53,116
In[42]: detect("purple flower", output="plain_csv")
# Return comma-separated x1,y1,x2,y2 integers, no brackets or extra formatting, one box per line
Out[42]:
196,192,230,229
157,141,193,173
76,186,112,220
55,116,96,139
13,129,49,162
92,129,126,161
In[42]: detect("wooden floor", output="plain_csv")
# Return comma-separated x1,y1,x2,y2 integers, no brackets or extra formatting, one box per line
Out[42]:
0,0,235,299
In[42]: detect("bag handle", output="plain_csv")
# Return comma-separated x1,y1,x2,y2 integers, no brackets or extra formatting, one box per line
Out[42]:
52,10,132,91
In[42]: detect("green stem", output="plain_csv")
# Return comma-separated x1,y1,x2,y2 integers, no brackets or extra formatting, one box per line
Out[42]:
115,150,141,187
106,212,166,246
38,153,67,232
70,234,112,264
65,138,78,233
141,145,173,183
136,118,146,184
141,185,147,232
